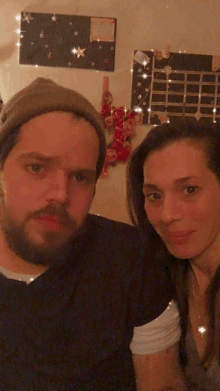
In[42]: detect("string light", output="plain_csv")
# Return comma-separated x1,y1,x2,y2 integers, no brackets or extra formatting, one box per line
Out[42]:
142,74,147,79
134,107,142,113
15,14,21,48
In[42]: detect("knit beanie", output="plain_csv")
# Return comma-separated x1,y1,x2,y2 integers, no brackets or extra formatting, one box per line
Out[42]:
0,77,106,178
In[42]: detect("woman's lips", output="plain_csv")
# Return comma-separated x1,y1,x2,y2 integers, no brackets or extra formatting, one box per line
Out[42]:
164,230,194,244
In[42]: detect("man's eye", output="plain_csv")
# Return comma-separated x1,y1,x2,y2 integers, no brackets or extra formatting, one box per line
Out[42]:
184,186,198,195
27,164,44,173
74,173,88,183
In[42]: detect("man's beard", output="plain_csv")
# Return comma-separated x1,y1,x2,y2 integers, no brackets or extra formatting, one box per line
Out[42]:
0,201,83,267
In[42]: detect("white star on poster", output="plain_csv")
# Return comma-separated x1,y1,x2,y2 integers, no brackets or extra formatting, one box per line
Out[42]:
76,46,85,58
39,31,44,39
52,15,57,22
23,13,33,24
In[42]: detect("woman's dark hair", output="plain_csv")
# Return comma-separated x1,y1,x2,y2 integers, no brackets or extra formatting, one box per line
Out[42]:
126,121,220,367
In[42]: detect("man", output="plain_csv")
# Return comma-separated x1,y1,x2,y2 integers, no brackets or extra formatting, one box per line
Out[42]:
0,78,185,390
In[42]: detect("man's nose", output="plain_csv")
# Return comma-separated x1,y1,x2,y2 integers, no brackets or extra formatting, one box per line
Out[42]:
45,170,69,205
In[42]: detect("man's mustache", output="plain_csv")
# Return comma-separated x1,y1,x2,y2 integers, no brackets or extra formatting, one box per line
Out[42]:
25,204,74,227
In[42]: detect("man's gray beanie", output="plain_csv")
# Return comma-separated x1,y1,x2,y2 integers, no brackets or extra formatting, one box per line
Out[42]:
0,77,106,178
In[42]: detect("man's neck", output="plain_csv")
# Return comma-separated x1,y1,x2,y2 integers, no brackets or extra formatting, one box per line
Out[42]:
0,234,48,275
0,222,50,274
0,264,41,283
0,254,48,275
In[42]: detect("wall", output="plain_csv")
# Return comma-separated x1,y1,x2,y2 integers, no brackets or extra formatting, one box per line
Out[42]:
1,0,220,224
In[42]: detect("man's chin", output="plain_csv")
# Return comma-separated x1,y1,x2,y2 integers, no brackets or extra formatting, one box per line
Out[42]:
27,230,72,251
13,237,73,266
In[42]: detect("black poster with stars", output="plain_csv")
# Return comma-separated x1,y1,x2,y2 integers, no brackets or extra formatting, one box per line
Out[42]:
19,12,117,72
131,50,220,125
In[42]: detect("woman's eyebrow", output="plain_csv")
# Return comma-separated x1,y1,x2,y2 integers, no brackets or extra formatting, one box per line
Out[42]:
174,176,200,184
143,183,160,191
143,176,200,191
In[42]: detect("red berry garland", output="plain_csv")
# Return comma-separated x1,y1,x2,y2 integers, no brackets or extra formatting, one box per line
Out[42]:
100,90,137,176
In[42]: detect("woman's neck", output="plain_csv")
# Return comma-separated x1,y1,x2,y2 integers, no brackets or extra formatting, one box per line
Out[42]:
190,263,212,294
190,253,220,293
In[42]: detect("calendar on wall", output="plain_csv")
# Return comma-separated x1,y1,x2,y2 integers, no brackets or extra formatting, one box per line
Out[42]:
131,50,220,125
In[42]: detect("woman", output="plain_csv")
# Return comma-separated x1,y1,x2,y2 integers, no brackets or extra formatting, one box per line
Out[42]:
127,121,220,390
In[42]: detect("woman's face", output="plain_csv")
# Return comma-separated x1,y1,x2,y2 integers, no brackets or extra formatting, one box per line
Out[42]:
142,140,220,264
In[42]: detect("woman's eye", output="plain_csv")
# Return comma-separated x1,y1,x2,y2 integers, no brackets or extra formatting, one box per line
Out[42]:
184,186,198,195
146,193,161,202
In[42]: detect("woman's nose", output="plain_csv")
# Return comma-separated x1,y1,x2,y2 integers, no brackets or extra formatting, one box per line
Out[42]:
160,195,182,224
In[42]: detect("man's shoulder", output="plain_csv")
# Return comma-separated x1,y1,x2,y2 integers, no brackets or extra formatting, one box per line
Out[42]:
86,214,144,252
88,213,134,228
87,214,140,237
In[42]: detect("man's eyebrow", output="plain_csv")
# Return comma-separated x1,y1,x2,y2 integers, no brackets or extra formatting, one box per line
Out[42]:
17,152,96,177
17,152,57,162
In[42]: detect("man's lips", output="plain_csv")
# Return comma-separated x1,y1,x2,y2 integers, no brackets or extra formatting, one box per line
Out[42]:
34,215,63,230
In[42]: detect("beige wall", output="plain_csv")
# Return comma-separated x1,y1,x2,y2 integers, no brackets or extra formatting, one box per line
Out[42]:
1,0,220,224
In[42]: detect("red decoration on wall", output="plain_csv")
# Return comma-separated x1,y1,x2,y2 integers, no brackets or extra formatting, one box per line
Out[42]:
100,77,137,176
